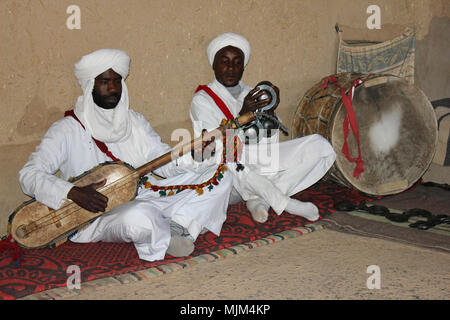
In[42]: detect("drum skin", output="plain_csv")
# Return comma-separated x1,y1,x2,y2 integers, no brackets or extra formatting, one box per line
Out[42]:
292,73,437,196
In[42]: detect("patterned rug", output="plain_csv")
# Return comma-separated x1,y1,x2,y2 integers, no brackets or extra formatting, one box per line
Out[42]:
0,180,374,300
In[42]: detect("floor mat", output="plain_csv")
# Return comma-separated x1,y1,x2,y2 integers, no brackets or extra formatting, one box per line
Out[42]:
321,181,450,253
0,180,373,300
371,183,450,216
321,210,450,253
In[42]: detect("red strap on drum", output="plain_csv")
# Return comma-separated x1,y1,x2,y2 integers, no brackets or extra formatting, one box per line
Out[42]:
64,110,122,162
321,76,364,179
195,85,235,120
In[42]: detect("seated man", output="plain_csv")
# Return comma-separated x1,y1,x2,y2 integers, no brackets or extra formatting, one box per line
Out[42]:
19,49,232,261
190,33,336,223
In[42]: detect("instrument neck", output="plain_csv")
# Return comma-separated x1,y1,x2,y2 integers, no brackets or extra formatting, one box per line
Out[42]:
135,112,255,178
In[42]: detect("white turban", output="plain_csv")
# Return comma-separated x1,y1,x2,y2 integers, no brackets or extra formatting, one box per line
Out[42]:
73,49,132,143
74,49,130,91
207,33,251,67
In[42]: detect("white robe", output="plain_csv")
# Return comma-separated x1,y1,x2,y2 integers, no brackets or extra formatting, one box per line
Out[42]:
19,110,232,261
190,79,336,214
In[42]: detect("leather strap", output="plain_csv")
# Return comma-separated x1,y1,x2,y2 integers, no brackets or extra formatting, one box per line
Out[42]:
64,110,122,162
195,85,234,120
321,76,364,179
195,85,244,169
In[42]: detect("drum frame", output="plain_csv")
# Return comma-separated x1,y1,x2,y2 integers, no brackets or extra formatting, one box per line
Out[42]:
292,73,437,196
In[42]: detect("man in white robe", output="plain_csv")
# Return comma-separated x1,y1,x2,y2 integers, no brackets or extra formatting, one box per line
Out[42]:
19,49,232,261
190,33,336,223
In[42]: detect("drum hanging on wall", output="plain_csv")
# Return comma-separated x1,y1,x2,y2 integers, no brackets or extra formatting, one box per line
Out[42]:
292,73,437,196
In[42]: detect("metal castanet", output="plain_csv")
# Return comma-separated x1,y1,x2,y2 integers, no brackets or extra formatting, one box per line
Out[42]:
9,112,256,249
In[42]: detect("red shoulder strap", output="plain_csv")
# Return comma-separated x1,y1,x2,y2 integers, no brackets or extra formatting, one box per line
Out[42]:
64,110,122,162
195,85,234,120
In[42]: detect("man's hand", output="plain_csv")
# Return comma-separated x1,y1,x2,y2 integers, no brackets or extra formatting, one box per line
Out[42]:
240,84,280,115
191,129,216,162
67,179,109,213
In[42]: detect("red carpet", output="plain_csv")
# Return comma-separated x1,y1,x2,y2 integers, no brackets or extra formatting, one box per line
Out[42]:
0,180,374,300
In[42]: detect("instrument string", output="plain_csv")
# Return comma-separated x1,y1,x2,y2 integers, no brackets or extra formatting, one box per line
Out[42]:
20,174,138,237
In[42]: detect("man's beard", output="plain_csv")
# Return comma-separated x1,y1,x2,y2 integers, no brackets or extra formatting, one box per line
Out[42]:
92,89,121,110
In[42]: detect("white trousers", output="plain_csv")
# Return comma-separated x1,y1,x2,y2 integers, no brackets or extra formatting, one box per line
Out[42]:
70,165,233,261
231,134,336,214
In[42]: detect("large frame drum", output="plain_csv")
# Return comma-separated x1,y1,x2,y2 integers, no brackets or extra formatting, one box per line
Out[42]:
292,73,437,196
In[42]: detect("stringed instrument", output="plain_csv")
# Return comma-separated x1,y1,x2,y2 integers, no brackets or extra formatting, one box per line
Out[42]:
8,112,256,249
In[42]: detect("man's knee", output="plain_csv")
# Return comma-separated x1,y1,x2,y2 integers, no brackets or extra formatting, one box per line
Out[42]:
303,134,335,157
108,200,163,236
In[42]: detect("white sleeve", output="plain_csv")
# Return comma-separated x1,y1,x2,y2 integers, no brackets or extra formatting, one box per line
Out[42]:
137,114,193,178
18,121,75,210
